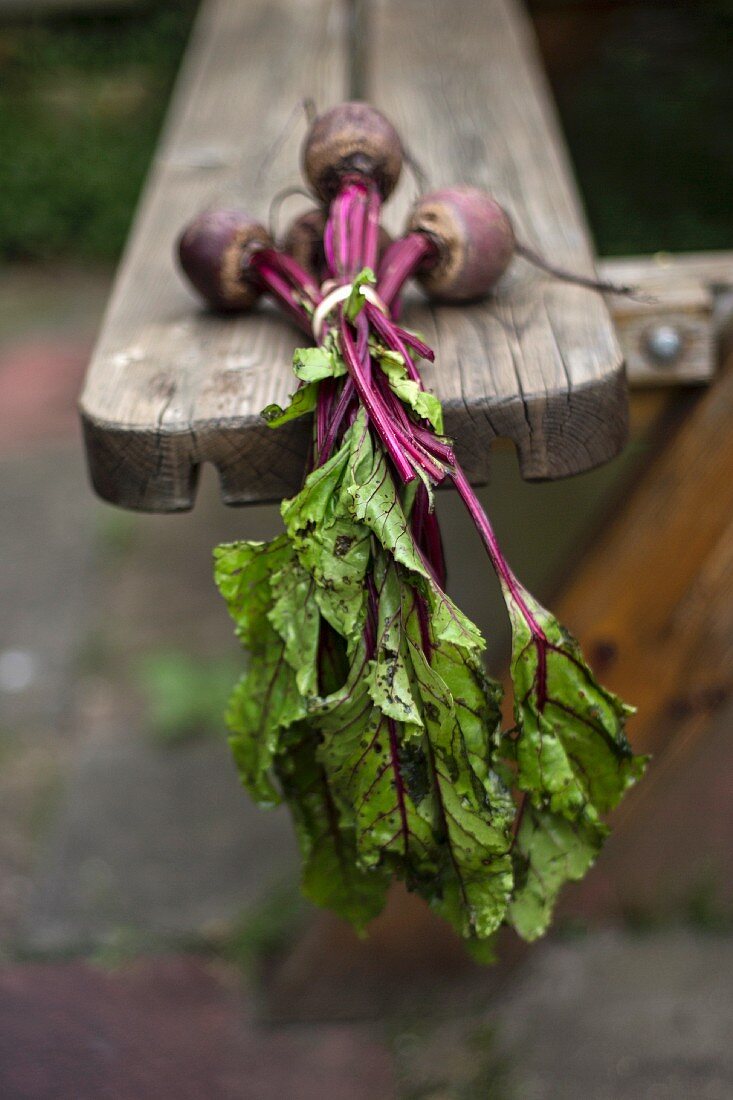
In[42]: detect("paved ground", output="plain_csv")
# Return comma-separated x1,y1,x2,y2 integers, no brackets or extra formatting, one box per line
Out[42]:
1,265,731,1098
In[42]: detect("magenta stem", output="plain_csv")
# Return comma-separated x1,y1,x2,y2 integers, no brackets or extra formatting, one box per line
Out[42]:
411,483,447,590
316,377,336,456
318,378,356,462
268,249,321,305
250,253,312,334
391,324,434,363
451,463,546,642
336,193,349,275
377,232,437,308
339,316,416,483
412,425,454,463
374,371,446,482
323,214,336,275
363,186,381,271
348,187,366,275
366,305,422,383
356,311,371,382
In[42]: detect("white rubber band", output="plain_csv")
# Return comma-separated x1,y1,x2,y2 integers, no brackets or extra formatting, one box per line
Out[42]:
362,285,389,315
311,282,389,343
311,284,351,342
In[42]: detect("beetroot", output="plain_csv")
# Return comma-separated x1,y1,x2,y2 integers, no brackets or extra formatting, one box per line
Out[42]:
403,185,633,303
302,101,403,204
282,207,392,281
407,186,515,302
176,208,271,312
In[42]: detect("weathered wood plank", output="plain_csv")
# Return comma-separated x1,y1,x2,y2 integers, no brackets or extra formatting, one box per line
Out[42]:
80,0,346,511
81,0,629,512
601,251,733,387
371,0,626,482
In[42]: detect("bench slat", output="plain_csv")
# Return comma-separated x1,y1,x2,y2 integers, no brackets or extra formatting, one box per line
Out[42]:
81,0,345,511
81,0,627,512
371,0,625,481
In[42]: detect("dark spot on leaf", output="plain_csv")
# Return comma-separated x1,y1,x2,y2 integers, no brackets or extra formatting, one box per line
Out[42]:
398,741,430,806
334,534,355,557
512,854,530,890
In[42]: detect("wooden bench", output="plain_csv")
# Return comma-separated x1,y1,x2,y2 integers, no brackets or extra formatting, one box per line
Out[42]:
80,0,638,513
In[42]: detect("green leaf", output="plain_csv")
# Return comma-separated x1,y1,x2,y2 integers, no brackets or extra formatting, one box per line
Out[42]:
282,431,370,644
214,536,292,650
360,552,514,939
344,266,376,322
424,582,486,656
214,538,307,804
345,415,484,657
462,934,500,965
367,557,424,733
261,382,318,428
404,615,515,939
297,513,370,644
377,349,444,434
282,438,352,533
276,725,389,932
508,805,606,941
504,578,647,821
292,345,346,383
268,556,320,697
225,655,302,805
430,641,503,789
314,638,440,879
345,414,431,579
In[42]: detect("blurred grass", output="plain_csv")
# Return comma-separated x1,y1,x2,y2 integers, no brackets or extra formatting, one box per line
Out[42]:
0,1,196,262
530,0,733,254
135,648,241,745
0,1,730,262
210,882,308,977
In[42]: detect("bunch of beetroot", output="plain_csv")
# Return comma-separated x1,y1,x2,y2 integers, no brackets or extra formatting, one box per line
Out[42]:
177,102,645,954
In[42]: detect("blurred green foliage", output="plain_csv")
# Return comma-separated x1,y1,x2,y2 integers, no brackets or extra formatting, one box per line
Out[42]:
212,883,308,976
0,2,730,262
0,1,196,262
533,0,733,254
136,648,240,744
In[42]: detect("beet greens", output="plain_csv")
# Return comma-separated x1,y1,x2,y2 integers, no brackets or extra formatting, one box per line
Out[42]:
179,102,646,955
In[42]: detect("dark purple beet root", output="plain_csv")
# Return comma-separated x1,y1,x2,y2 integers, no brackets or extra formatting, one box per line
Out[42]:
407,186,515,302
281,209,328,280
302,101,403,204
282,207,392,281
177,208,272,312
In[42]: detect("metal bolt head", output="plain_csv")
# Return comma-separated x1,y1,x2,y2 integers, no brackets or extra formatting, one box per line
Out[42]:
644,323,683,366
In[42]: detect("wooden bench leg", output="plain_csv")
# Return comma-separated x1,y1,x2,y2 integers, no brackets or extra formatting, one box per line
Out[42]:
553,339,733,919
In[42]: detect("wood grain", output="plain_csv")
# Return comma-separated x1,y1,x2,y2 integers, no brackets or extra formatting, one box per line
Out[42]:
550,337,733,917
553,361,733,759
80,0,345,511
81,0,628,512
371,0,626,483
